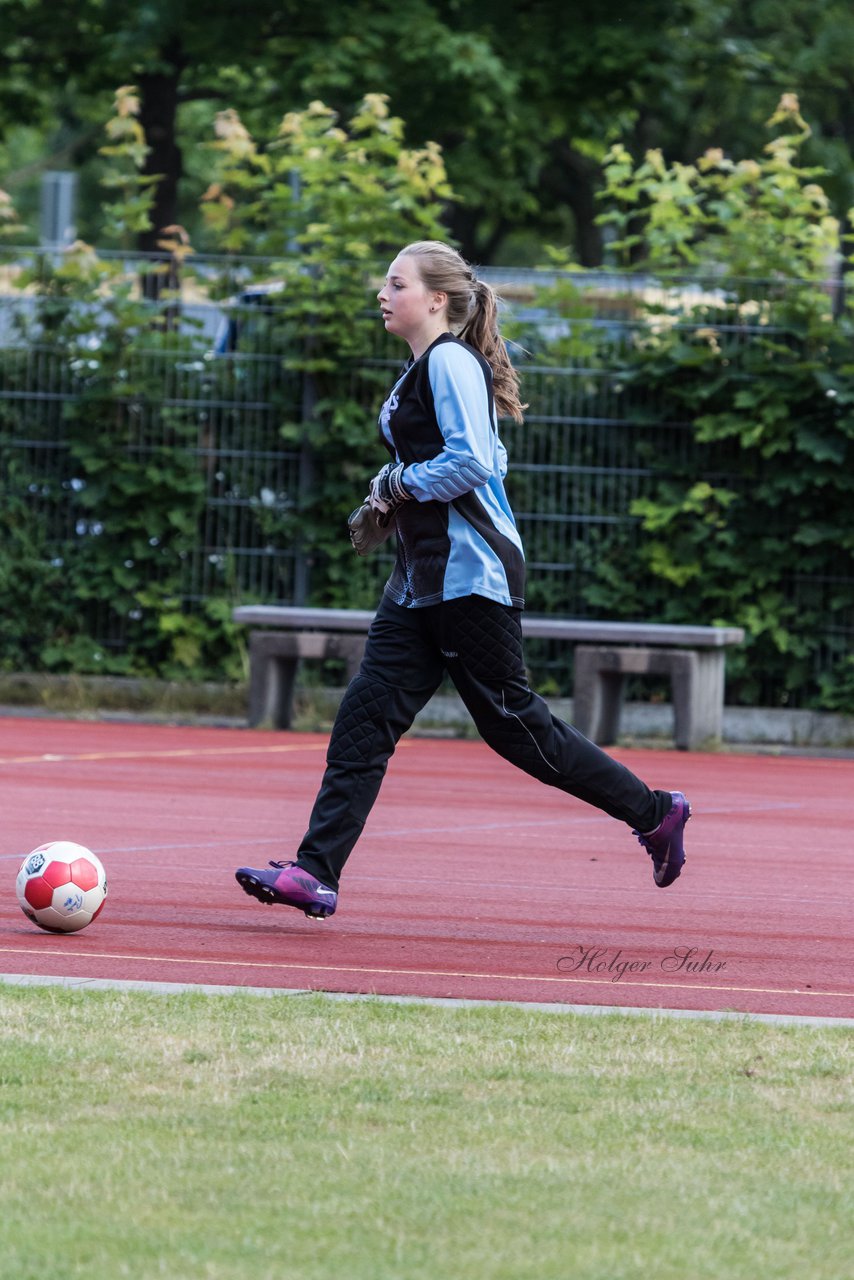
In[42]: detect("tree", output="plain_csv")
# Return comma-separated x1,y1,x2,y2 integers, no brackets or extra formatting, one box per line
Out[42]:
274,0,695,264
5,0,854,266
1,0,332,248
1,0,687,262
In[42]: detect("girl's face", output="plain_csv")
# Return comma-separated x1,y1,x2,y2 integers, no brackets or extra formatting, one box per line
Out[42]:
377,254,440,351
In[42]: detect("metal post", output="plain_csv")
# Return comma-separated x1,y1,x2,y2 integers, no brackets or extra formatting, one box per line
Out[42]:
39,172,77,250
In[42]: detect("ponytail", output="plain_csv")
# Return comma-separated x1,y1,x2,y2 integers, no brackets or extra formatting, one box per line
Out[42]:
459,278,526,424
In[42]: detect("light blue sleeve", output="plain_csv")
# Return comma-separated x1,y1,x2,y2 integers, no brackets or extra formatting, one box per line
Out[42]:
402,343,496,503
496,435,508,479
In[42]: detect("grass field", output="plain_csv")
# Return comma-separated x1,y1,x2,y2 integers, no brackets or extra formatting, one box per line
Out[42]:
1,986,851,1280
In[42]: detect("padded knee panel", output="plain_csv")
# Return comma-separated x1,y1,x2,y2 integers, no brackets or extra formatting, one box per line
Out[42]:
326,674,399,764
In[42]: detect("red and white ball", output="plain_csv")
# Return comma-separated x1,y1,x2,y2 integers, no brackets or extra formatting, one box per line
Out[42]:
16,842,108,933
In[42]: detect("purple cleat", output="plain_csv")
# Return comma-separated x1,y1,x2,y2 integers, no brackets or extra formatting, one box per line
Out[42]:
634,791,691,888
235,860,338,919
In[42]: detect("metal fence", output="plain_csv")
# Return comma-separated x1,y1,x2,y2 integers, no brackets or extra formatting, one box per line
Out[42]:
1,248,851,702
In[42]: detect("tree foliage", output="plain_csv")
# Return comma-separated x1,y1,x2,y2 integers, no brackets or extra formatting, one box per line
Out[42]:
5,0,854,265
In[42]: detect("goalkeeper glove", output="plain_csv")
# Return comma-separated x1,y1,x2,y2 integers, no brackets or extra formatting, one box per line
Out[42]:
348,500,395,556
369,461,412,527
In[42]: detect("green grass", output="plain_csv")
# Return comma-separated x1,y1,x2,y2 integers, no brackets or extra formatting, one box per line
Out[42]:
1,988,851,1280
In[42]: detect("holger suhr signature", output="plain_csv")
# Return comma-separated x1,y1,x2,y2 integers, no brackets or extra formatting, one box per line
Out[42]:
557,945,727,983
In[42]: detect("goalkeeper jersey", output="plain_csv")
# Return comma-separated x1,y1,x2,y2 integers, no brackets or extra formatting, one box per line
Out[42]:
378,332,525,609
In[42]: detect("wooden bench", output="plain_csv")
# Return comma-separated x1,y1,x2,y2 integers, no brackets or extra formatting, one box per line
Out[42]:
232,605,744,750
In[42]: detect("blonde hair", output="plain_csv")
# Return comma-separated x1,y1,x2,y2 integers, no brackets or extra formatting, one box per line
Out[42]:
398,240,526,424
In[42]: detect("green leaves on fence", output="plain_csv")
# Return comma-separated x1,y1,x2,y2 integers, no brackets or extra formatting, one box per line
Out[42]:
4,85,854,709
553,96,854,710
0,91,452,679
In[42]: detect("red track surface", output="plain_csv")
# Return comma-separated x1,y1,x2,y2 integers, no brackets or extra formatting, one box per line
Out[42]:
0,715,851,1019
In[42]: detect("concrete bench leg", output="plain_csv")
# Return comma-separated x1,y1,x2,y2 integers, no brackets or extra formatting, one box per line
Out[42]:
682,649,725,748
247,630,368,729
572,648,626,746
324,635,367,684
248,632,301,728
573,646,726,750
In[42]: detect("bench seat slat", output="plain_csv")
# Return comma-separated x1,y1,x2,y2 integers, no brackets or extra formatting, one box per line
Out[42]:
232,605,744,648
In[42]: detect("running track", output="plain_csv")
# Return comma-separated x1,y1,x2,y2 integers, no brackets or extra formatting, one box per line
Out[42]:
0,715,851,1019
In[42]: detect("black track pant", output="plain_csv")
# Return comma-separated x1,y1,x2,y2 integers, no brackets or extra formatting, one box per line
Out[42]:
296,593,672,891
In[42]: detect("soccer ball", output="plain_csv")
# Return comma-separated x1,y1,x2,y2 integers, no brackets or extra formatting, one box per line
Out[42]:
16,842,108,934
